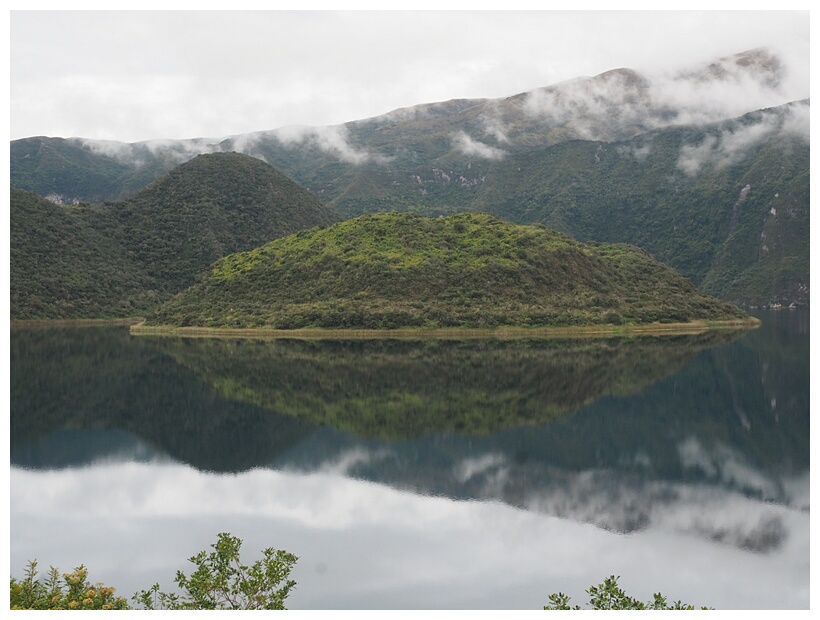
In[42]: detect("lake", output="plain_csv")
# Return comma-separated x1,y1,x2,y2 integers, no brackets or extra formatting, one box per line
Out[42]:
9,310,809,609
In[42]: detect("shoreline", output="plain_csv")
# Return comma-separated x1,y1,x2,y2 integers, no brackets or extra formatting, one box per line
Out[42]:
11,317,144,328
127,317,760,340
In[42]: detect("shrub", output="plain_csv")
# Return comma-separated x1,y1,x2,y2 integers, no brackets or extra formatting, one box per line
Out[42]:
11,533,297,611
9,561,130,610
133,532,298,610
544,575,711,610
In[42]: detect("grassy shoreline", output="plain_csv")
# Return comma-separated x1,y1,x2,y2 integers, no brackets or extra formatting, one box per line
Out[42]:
128,317,760,340
11,317,145,328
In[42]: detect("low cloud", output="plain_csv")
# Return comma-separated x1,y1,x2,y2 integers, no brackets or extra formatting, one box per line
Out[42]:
524,70,655,140
479,114,510,144
676,103,808,176
272,124,390,165
81,136,223,167
521,48,805,145
82,124,393,168
616,141,653,161
452,131,507,160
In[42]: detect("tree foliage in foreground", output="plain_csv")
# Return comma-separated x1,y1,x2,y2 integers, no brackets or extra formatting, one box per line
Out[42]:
544,575,711,610
9,561,130,610
12,540,708,610
10,533,297,611
134,532,298,610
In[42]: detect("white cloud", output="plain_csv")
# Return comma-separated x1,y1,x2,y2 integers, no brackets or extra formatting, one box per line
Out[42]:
452,131,507,160
675,104,808,177
479,113,510,144
272,125,391,165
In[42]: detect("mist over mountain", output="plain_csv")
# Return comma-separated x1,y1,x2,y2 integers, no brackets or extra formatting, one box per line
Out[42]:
13,48,797,200
10,48,809,309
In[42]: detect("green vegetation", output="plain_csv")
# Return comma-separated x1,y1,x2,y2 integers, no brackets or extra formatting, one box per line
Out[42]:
10,152,340,319
11,533,297,611
134,533,297,610
10,136,135,203
146,212,747,330
477,106,810,307
10,188,161,319
544,575,710,610
10,562,130,610
11,548,704,611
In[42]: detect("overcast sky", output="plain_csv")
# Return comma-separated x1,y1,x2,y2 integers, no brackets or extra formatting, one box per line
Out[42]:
9,8,811,144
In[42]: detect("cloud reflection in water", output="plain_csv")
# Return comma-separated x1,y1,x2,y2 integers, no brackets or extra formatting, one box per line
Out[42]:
10,457,808,610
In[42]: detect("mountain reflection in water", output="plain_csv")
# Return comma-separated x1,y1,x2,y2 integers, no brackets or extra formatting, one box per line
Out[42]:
10,311,809,609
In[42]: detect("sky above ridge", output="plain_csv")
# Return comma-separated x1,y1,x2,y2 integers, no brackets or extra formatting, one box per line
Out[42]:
9,8,811,143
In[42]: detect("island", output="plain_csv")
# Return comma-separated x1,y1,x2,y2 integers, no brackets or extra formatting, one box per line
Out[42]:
132,212,756,337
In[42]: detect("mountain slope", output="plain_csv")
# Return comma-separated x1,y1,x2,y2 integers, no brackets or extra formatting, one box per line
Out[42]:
471,101,810,306
145,212,747,329
10,153,341,319
10,188,159,318
107,152,341,293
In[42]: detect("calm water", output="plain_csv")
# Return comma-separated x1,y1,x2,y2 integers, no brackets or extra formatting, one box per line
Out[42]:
9,311,809,609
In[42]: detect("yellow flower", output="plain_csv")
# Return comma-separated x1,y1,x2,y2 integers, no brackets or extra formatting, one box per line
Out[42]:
102,604,113,610
68,601,80,609
51,594,61,603
83,598,93,606
87,588,96,597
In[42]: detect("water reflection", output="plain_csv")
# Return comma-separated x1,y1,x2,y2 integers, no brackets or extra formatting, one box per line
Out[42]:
12,327,746,459
10,462,809,609
9,313,809,609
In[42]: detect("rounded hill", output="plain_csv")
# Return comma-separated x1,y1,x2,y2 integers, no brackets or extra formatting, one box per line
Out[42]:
113,151,341,293
146,212,748,330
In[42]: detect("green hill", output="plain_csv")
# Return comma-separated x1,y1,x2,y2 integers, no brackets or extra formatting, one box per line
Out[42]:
10,152,341,319
10,188,159,318
146,212,747,329
105,151,341,293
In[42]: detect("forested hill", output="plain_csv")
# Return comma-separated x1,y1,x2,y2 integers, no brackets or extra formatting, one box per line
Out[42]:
10,152,341,319
145,212,748,330
10,187,159,318
106,152,340,293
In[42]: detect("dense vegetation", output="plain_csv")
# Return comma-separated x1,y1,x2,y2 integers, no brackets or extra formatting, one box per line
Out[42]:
105,151,339,293
146,212,747,329
473,104,810,306
10,188,160,318
10,100,809,307
10,153,340,319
